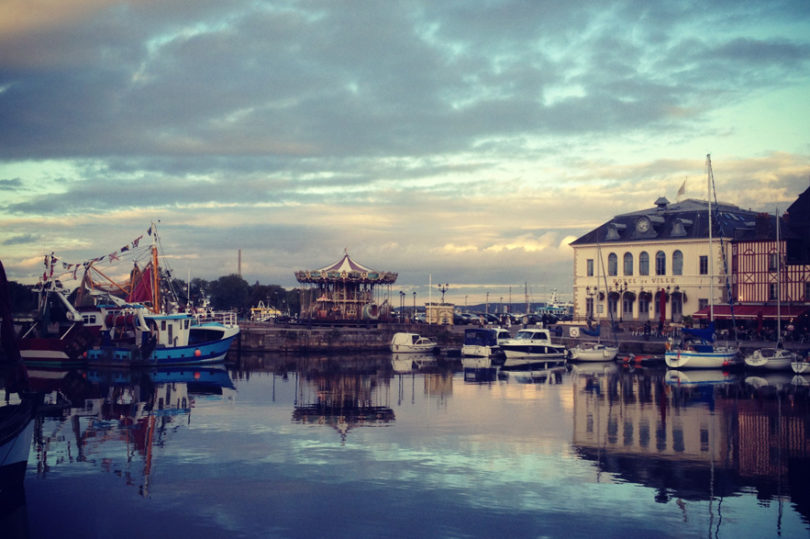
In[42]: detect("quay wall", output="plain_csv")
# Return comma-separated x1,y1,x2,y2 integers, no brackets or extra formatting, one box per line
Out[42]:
236,322,463,354
236,322,810,357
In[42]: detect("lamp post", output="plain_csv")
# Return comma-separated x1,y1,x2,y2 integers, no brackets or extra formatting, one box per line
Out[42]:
399,291,405,322
412,291,416,321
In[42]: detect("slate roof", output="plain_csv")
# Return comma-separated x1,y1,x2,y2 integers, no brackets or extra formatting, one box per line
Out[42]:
569,198,761,246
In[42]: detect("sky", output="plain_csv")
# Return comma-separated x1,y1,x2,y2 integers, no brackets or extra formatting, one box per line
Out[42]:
1,0,809,307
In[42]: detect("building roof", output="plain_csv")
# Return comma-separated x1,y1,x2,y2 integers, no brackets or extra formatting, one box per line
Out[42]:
569,198,760,246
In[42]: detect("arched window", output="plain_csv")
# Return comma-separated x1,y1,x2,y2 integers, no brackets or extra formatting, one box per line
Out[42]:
608,253,618,276
639,252,649,276
655,251,666,275
623,252,633,276
672,250,683,276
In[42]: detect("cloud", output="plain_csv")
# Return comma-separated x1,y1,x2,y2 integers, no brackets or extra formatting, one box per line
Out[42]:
0,0,808,304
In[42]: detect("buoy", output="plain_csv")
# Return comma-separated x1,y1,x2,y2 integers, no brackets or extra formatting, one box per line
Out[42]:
194,349,202,357
194,371,201,380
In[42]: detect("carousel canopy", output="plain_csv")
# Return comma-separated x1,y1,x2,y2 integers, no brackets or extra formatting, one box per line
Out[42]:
294,253,398,284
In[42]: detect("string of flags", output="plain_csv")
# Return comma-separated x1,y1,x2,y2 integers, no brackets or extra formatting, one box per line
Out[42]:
41,225,155,282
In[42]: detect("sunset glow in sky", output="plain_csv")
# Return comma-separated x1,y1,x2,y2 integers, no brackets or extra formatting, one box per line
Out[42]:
2,1,809,304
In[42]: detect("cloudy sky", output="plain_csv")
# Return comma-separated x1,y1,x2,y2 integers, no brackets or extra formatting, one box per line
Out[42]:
1,0,809,306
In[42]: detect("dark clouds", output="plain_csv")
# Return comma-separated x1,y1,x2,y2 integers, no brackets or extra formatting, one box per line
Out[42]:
0,0,808,298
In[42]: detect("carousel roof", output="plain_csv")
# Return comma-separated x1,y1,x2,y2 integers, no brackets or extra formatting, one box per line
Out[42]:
317,254,375,273
294,252,398,284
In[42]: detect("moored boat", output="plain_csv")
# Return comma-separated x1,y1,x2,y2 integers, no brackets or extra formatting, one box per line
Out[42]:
500,328,567,368
569,342,618,362
744,347,796,371
665,156,740,370
792,354,810,374
390,332,438,354
460,327,510,363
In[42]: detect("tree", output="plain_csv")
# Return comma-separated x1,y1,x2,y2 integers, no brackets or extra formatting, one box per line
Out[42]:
208,274,250,311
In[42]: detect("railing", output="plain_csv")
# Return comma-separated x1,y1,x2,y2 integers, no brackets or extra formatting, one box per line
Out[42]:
193,310,239,327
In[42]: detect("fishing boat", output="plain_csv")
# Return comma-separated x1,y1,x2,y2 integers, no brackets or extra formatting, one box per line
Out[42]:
18,280,97,368
390,332,438,354
744,209,796,371
499,328,567,368
460,327,510,362
665,156,740,369
84,223,239,367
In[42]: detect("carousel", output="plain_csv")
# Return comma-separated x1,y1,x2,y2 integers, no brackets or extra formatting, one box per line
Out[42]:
294,252,398,322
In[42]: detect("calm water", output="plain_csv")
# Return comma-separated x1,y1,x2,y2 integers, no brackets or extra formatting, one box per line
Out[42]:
7,354,810,538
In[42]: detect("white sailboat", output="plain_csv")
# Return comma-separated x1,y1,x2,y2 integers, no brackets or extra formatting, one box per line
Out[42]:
665,155,739,369
744,209,796,370
570,240,617,362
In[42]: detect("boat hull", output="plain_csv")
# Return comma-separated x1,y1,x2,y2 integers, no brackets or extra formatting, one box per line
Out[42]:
792,359,810,374
502,347,566,368
88,334,237,367
664,348,739,369
0,396,37,484
744,348,796,371
570,345,618,362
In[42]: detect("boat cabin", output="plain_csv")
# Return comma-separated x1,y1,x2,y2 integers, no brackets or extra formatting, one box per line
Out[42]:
144,314,192,348
511,329,554,343
463,328,511,347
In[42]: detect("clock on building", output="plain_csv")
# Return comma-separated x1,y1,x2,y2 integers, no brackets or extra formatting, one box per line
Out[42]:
636,217,650,233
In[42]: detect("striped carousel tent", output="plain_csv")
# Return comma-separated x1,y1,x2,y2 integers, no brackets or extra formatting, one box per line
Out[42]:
295,252,397,321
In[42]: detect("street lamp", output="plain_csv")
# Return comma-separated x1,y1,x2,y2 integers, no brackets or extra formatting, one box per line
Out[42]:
412,291,416,320
399,291,405,322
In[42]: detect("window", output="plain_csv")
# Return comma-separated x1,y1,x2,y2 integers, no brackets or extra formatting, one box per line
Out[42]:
655,251,666,275
639,252,649,276
623,253,633,276
622,296,633,318
608,294,618,317
806,282,810,301
698,298,708,311
586,259,594,277
586,297,594,319
608,253,618,276
769,283,777,300
639,296,649,315
672,250,683,276
699,255,708,275
768,252,778,272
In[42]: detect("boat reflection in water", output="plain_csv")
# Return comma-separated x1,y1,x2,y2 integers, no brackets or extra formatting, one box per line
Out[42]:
572,365,810,532
30,365,235,496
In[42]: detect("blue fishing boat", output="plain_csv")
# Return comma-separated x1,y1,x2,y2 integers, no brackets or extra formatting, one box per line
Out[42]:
87,308,238,367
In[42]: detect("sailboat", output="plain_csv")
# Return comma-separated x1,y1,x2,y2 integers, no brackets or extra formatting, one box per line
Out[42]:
744,209,796,370
570,238,617,362
665,155,739,369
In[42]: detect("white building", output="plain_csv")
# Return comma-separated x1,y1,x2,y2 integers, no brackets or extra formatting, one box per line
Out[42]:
569,197,760,326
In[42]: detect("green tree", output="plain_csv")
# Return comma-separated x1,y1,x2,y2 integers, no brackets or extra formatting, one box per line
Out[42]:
209,274,250,311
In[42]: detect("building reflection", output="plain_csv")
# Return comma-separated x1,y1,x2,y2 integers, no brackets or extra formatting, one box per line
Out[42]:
572,367,810,525
29,365,235,496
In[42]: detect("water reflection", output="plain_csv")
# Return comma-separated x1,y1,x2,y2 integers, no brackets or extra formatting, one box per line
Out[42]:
29,365,235,496
11,355,810,537
571,365,810,531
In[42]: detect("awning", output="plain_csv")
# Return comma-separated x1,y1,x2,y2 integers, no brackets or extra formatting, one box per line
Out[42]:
692,304,809,320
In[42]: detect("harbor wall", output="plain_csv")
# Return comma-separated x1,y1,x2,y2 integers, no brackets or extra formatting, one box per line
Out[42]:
235,322,810,357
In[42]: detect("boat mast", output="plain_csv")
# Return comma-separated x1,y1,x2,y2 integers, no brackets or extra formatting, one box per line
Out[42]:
776,207,781,346
151,223,160,313
707,154,714,323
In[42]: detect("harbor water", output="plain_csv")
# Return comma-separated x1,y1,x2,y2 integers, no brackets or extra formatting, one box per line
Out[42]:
9,353,810,538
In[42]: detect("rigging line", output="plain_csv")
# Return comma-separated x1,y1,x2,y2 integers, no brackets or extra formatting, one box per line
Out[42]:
708,155,738,344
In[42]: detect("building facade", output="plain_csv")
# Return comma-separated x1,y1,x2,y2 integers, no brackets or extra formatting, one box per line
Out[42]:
570,198,759,325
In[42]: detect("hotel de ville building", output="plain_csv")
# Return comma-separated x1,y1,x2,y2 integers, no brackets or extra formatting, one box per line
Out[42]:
569,186,810,328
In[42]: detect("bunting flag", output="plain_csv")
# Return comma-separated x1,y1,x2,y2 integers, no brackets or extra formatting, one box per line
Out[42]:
40,225,154,281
